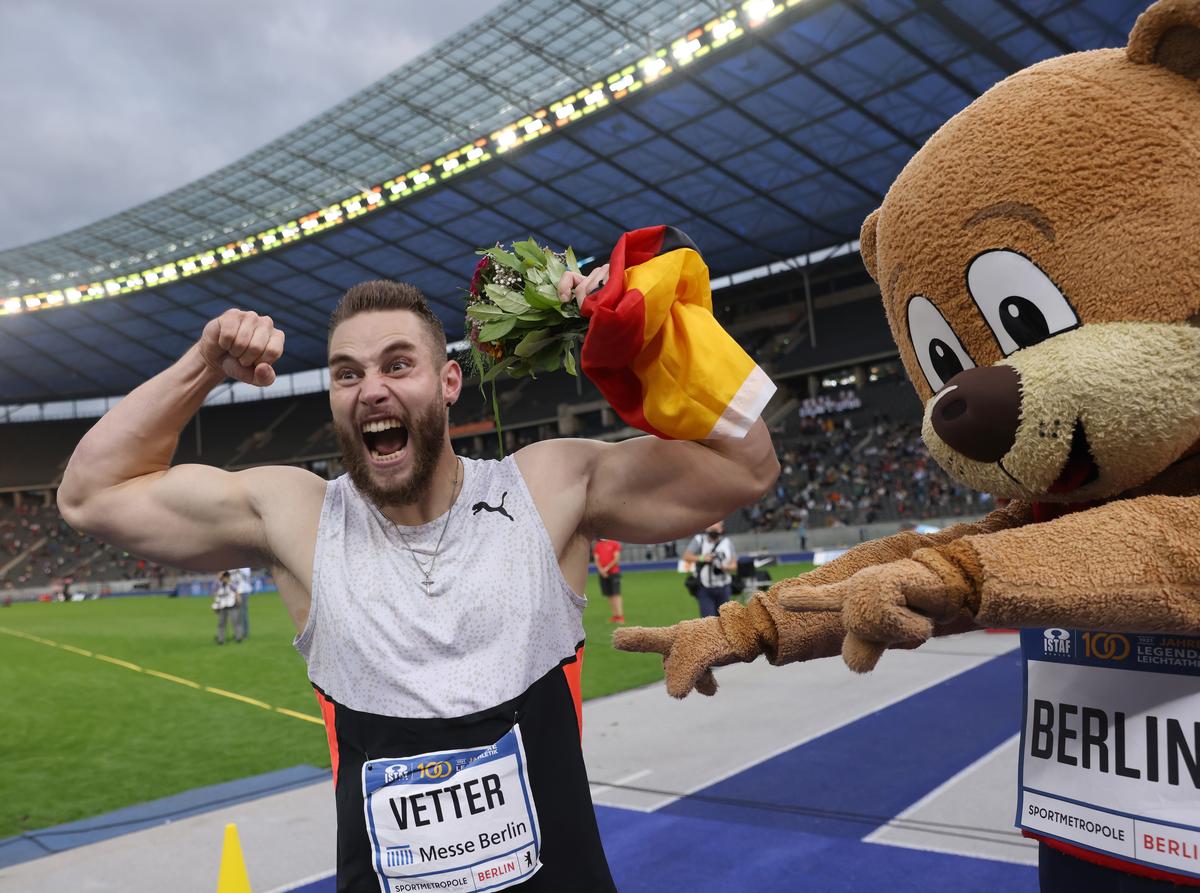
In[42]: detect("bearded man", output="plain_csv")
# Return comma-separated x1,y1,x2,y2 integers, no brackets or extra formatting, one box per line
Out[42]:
57,278,778,892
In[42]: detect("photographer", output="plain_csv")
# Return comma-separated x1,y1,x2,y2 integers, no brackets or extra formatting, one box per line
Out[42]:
682,521,737,618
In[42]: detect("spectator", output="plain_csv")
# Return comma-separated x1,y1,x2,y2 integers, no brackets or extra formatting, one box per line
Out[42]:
592,539,623,624
211,571,243,645
682,522,736,618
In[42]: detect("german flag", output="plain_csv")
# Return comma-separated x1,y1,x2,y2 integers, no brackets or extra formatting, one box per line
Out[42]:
579,226,775,440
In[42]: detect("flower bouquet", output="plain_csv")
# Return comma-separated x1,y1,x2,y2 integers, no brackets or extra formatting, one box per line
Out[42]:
465,239,587,383
464,226,777,451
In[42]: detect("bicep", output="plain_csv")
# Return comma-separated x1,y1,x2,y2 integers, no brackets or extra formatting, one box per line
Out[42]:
584,438,764,543
71,464,276,571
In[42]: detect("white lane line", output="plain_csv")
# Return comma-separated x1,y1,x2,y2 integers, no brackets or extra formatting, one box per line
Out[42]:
863,733,1037,865
264,869,337,893
866,833,1037,866
636,647,1017,813
590,768,652,799
864,733,1020,844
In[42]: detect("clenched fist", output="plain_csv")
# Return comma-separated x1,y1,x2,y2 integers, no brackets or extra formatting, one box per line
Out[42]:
198,310,285,386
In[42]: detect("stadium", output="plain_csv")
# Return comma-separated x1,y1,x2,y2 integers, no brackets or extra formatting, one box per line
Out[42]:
1,1,1185,891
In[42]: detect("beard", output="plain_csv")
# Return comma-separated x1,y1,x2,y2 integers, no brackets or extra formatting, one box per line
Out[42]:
335,394,447,509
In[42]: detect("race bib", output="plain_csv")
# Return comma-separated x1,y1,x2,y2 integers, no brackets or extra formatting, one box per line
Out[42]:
363,725,541,893
1017,629,1200,879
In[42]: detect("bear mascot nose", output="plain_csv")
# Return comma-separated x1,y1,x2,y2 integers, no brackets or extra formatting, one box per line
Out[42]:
929,365,1022,463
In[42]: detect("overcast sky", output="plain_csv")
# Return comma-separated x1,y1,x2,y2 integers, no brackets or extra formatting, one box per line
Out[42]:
0,0,501,252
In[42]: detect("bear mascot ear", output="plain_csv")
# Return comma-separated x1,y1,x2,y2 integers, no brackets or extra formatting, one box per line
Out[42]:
859,208,881,284
1128,0,1200,80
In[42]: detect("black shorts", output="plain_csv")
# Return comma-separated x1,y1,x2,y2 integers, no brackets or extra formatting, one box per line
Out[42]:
599,573,621,596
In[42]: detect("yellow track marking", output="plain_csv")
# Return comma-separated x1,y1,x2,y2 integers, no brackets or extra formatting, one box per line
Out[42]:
275,706,325,725
144,668,201,689
96,654,143,672
205,686,271,710
0,625,321,724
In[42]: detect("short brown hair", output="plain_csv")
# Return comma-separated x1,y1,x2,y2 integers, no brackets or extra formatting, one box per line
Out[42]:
328,280,447,359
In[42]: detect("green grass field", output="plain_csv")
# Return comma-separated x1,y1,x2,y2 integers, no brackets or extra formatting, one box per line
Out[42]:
0,562,810,838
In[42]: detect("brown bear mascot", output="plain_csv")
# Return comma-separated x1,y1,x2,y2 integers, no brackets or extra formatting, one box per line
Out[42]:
615,1,1200,888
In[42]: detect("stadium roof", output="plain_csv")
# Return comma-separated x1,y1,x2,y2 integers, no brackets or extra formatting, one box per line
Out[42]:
0,0,1142,404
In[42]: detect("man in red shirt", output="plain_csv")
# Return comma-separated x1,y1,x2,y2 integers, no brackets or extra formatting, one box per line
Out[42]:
592,539,623,623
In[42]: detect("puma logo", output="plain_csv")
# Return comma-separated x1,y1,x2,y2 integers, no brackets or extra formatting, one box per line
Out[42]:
472,492,514,521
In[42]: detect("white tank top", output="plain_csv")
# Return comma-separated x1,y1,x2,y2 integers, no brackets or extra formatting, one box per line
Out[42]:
295,455,586,719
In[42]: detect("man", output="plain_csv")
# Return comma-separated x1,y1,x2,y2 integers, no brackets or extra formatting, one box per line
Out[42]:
682,521,737,618
57,279,777,892
211,570,242,645
233,566,252,638
591,538,623,624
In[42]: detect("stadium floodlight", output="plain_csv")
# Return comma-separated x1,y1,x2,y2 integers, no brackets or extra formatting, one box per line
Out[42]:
745,0,775,25
672,38,701,61
1,0,773,317
611,73,635,93
712,18,737,40
641,57,667,79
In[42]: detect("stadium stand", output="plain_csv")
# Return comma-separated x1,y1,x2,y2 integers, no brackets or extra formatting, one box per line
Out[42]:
0,249,978,593
0,268,974,592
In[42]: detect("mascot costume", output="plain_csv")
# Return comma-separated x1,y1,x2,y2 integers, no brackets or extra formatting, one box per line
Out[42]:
615,0,1200,887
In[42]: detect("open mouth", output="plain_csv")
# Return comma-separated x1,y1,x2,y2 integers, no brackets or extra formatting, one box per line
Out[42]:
360,417,409,464
1047,420,1100,495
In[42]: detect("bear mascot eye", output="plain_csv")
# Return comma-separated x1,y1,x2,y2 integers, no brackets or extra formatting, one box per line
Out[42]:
966,250,1080,354
906,294,976,392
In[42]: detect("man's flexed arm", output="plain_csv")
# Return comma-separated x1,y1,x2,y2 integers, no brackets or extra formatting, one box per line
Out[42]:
57,310,316,572
584,419,779,544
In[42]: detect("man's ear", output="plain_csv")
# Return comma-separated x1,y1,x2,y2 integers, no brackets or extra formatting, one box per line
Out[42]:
442,358,463,406
1128,0,1200,80
859,208,881,283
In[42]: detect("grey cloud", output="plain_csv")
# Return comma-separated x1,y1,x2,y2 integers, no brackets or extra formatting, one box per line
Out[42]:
0,0,500,251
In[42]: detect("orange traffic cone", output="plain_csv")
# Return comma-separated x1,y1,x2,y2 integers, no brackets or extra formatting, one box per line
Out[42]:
217,822,252,893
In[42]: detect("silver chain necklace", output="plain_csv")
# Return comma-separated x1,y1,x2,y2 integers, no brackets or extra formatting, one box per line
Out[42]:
391,458,460,596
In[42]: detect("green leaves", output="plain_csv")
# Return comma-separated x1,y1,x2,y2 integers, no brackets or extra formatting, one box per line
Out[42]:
483,247,522,272
466,236,589,385
481,356,518,382
483,283,529,314
465,303,507,321
512,239,547,268
513,328,555,357
478,317,517,341
523,280,562,311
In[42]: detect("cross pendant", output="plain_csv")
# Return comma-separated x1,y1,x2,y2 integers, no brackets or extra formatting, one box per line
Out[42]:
423,578,434,593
